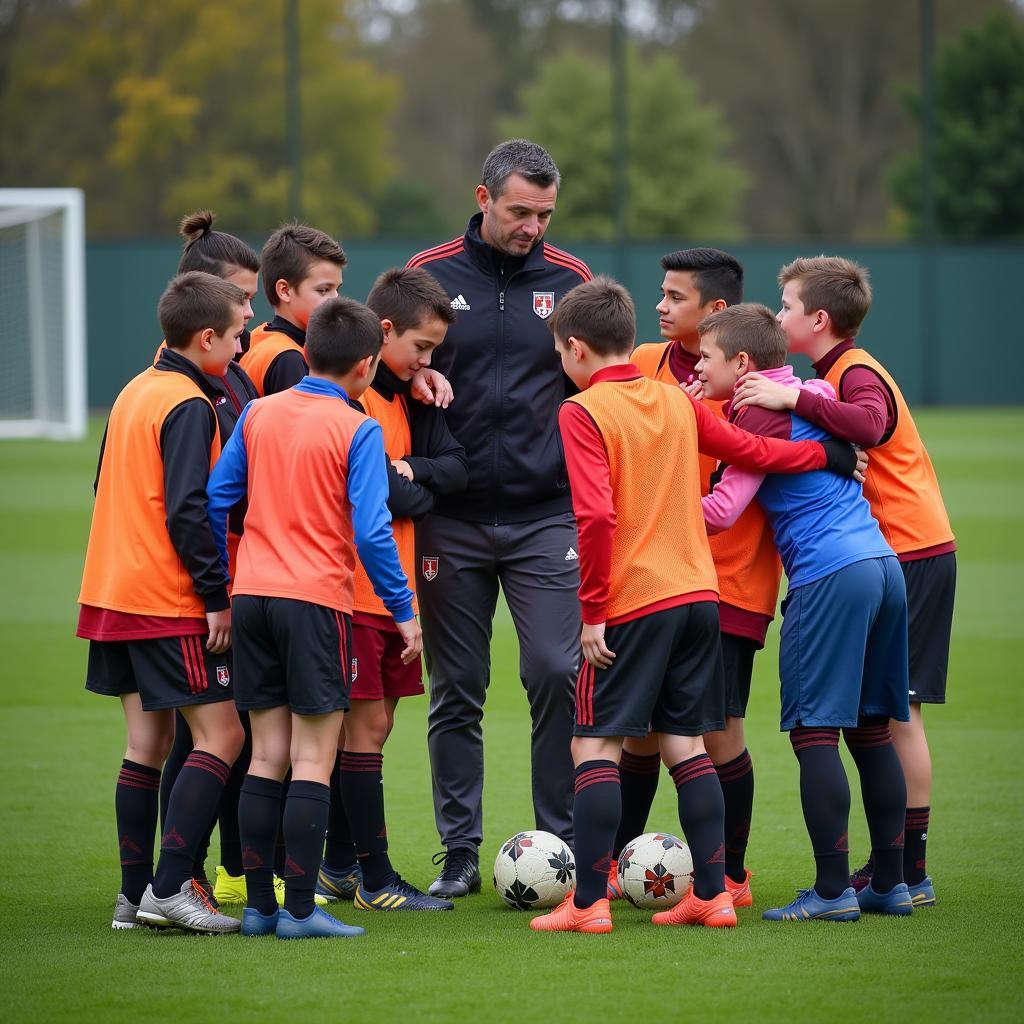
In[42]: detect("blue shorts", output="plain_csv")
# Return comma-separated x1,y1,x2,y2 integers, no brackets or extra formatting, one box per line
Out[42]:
778,556,910,730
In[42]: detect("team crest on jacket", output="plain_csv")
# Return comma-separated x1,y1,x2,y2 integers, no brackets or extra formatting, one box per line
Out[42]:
216,665,230,687
422,556,439,581
533,292,555,319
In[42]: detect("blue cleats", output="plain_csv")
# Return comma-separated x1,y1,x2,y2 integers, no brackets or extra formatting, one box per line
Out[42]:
763,886,861,922
354,874,454,912
240,906,279,936
857,881,914,916
908,876,936,907
276,906,365,940
315,861,363,902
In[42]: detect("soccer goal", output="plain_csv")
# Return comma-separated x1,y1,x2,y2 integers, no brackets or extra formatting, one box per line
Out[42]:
0,189,87,440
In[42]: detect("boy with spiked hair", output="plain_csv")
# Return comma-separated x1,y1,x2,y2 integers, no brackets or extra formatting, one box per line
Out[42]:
315,268,468,912
531,277,864,934
207,296,421,939
613,247,776,908
79,271,248,934
696,302,913,921
732,257,955,907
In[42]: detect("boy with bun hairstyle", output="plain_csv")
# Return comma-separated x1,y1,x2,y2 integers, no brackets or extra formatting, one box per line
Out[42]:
613,247,774,908
696,303,913,921
207,296,421,940
530,277,862,935
240,223,347,396
316,267,468,911
156,211,262,903
78,272,248,934
732,257,955,907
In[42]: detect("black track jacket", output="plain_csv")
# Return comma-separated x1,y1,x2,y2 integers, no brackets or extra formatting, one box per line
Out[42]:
407,213,591,524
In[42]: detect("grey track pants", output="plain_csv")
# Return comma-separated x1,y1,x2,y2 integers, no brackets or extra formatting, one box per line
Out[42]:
416,512,580,851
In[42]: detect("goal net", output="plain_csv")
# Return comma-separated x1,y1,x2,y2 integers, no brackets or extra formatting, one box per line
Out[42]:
0,189,86,439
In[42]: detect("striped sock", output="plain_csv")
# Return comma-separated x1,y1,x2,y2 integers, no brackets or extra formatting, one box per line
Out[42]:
324,750,358,871
790,727,850,900
152,750,229,898
340,750,394,891
715,748,754,884
903,807,930,886
572,760,621,909
669,754,726,900
613,750,661,857
115,759,161,905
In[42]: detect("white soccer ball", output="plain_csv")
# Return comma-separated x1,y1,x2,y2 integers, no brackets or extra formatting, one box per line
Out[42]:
617,832,693,909
493,830,576,910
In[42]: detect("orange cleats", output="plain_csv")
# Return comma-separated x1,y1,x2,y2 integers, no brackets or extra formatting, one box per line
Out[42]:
606,860,624,901
530,892,613,934
652,889,737,928
725,869,753,908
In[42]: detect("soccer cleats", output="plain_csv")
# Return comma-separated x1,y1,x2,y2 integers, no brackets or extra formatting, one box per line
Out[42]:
136,879,241,934
530,893,613,934
213,865,247,905
762,886,861,922
651,889,737,928
606,859,624,901
315,861,362,902
857,881,914,916
354,875,454,911
240,906,279,937
275,906,365,940
428,848,481,898
111,893,141,930
908,876,936,908
724,869,754,908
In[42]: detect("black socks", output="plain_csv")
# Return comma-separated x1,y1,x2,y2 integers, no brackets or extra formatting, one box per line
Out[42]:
669,754,726,901
341,750,394,892
115,759,161,905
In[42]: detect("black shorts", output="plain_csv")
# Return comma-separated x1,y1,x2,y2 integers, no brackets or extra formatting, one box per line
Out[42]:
574,601,725,738
721,632,758,718
232,595,352,714
85,636,233,712
903,552,956,704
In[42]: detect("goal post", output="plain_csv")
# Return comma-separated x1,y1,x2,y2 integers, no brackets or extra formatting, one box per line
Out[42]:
0,188,87,440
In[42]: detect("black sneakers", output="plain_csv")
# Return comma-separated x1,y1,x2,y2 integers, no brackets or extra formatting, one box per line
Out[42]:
428,847,481,898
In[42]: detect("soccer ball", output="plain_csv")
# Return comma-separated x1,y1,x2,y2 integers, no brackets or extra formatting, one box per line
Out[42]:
617,832,693,909
493,830,575,910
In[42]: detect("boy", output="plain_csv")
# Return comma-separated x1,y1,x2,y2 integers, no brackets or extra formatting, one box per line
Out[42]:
531,278,863,935
616,248,776,908
316,269,467,912
696,303,913,920
78,272,247,934
239,223,347,396
207,296,422,940
732,257,954,906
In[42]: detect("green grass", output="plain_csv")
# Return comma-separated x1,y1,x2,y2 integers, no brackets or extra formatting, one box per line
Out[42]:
1,410,1022,1023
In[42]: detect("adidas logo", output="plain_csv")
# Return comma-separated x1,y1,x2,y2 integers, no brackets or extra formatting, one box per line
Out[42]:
564,547,578,561
450,293,471,311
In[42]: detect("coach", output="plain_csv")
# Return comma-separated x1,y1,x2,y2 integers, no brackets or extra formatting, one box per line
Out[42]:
406,140,591,897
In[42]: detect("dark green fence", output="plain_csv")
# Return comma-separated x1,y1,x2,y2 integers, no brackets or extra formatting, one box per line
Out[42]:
87,240,1022,407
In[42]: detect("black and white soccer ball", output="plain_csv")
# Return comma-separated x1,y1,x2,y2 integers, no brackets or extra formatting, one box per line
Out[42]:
493,830,575,910
617,832,693,909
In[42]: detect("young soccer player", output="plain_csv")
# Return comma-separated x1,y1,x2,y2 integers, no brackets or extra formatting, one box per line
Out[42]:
239,223,347,396
155,211,262,904
614,248,776,908
531,277,863,935
316,268,468,911
732,257,955,907
207,296,422,940
696,303,913,921
78,271,247,934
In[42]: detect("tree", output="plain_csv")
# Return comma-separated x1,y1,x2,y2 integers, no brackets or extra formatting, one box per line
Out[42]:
892,11,1024,239
499,47,745,240
0,0,398,237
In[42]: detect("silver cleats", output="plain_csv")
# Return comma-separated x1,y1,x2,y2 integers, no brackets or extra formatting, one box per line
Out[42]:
136,879,241,935
112,893,142,930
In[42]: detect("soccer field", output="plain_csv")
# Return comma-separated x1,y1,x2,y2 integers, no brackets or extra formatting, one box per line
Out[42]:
1,409,1021,1023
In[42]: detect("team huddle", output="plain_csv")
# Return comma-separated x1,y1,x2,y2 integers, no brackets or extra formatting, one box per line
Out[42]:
78,140,955,939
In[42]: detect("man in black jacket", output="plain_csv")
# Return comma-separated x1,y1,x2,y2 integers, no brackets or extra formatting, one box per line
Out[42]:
406,140,592,896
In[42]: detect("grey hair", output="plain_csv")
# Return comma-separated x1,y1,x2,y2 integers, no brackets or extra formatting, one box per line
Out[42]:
481,139,561,198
